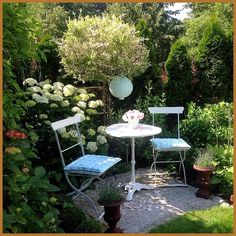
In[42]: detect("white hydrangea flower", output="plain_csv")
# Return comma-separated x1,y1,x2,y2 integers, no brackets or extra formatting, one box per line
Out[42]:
52,83,63,91
61,132,70,139
97,135,107,144
26,100,36,107
54,90,63,96
61,100,70,107
87,128,96,136
58,127,66,134
96,100,104,106
53,82,64,87
78,88,87,94
63,84,76,97
80,114,86,122
44,120,51,125
32,94,49,104
88,100,98,108
39,114,48,119
86,141,98,153
68,130,77,138
43,92,52,99
86,109,97,114
77,101,87,109
79,94,89,101
97,126,107,135
71,107,81,113
23,78,38,86
50,103,58,108
51,94,63,102
43,84,52,91
86,116,90,121
27,86,43,93
44,79,52,84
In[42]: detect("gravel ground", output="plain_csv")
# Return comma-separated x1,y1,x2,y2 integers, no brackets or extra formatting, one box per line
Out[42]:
74,168,230,233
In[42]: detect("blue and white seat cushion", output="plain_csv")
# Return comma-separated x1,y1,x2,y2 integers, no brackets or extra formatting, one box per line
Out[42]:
64,154,121,175
150,138,191,151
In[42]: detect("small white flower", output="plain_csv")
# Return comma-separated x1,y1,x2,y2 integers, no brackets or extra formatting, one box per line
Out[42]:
54,90,63,96
68,130,78,138
39,114,48,119
44,120,51,125
51,94,63,102
53,82,64,87
96,100,104,106
86,141,98,152
43,84,52,91
97,126,107,135
77,101,87,109
23,78,38,86
32,94,49,104
88,101,98,108
79,94,89,101
78,88,87,94
26,100,36,107
87,128,96,136
63,84,76,97
50,103,58,108
27,86,43,93
71,107,81,113
97,135,107,144
61,132,70,139
43,92,52,99
61,100,70,107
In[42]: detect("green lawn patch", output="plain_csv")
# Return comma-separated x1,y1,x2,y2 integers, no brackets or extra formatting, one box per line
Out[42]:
150,206,233,233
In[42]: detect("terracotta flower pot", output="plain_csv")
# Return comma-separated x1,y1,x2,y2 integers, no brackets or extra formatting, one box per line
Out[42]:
98,199,124,233
193,165,214,199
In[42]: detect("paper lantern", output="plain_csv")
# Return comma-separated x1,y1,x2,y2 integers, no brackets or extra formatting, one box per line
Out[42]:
109,76,133,100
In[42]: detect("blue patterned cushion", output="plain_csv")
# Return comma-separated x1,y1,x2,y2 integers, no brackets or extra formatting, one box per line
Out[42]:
150,138,191,151
64,154,121,175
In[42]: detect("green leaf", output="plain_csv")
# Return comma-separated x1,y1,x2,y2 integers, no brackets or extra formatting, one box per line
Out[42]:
34,166,46,177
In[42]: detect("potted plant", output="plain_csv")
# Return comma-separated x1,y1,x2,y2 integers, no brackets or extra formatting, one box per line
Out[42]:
98,185,124,233
193,149,215,199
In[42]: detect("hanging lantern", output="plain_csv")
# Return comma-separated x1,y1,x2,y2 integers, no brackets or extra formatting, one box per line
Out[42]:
109,76,133,100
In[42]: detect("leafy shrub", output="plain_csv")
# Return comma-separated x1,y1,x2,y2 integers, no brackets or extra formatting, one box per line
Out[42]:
165,40,193,107
77,219,103,233
196,20,232,104
182,102,233,148
59,201,86,232
22,78,108,187
208,145,233,197
3,132,61,233
58,14,149,82
98,186,123,205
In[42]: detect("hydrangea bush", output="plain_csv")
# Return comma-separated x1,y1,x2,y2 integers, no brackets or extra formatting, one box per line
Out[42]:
22,78,109,187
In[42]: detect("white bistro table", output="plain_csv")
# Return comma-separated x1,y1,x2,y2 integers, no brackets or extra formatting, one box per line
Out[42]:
105,123,162,201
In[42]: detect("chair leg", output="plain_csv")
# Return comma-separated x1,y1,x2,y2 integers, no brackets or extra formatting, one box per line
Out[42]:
179,151,187,186
65,173,103,219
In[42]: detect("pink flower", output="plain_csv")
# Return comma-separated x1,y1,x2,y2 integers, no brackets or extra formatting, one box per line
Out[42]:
122,110,144,122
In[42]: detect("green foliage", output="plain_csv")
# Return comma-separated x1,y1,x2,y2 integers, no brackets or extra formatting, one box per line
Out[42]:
21,79,108,189
194,149,215,168
27,3,69,39
98,185,123,205
196,21,232,103
78,219,103,233
208,145,233,197
165,40,192,107
182,102,233,148
3,136,61,233
107,3,184,99
150,206,233,233
59,14,149,82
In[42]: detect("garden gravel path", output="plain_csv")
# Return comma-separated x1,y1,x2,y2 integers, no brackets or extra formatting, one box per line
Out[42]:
74,168,230,233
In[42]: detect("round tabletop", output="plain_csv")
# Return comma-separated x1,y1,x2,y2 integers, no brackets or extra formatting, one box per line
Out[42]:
105,123,162,138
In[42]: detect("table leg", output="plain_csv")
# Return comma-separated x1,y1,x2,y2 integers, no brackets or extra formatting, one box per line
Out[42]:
126,137,154,201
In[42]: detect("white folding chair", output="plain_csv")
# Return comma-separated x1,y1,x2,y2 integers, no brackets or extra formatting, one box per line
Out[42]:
148,107,191,187
51,115,121,219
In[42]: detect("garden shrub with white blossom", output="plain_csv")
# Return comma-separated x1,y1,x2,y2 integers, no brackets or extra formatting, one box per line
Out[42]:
22,78,108,187
58,14,149,82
